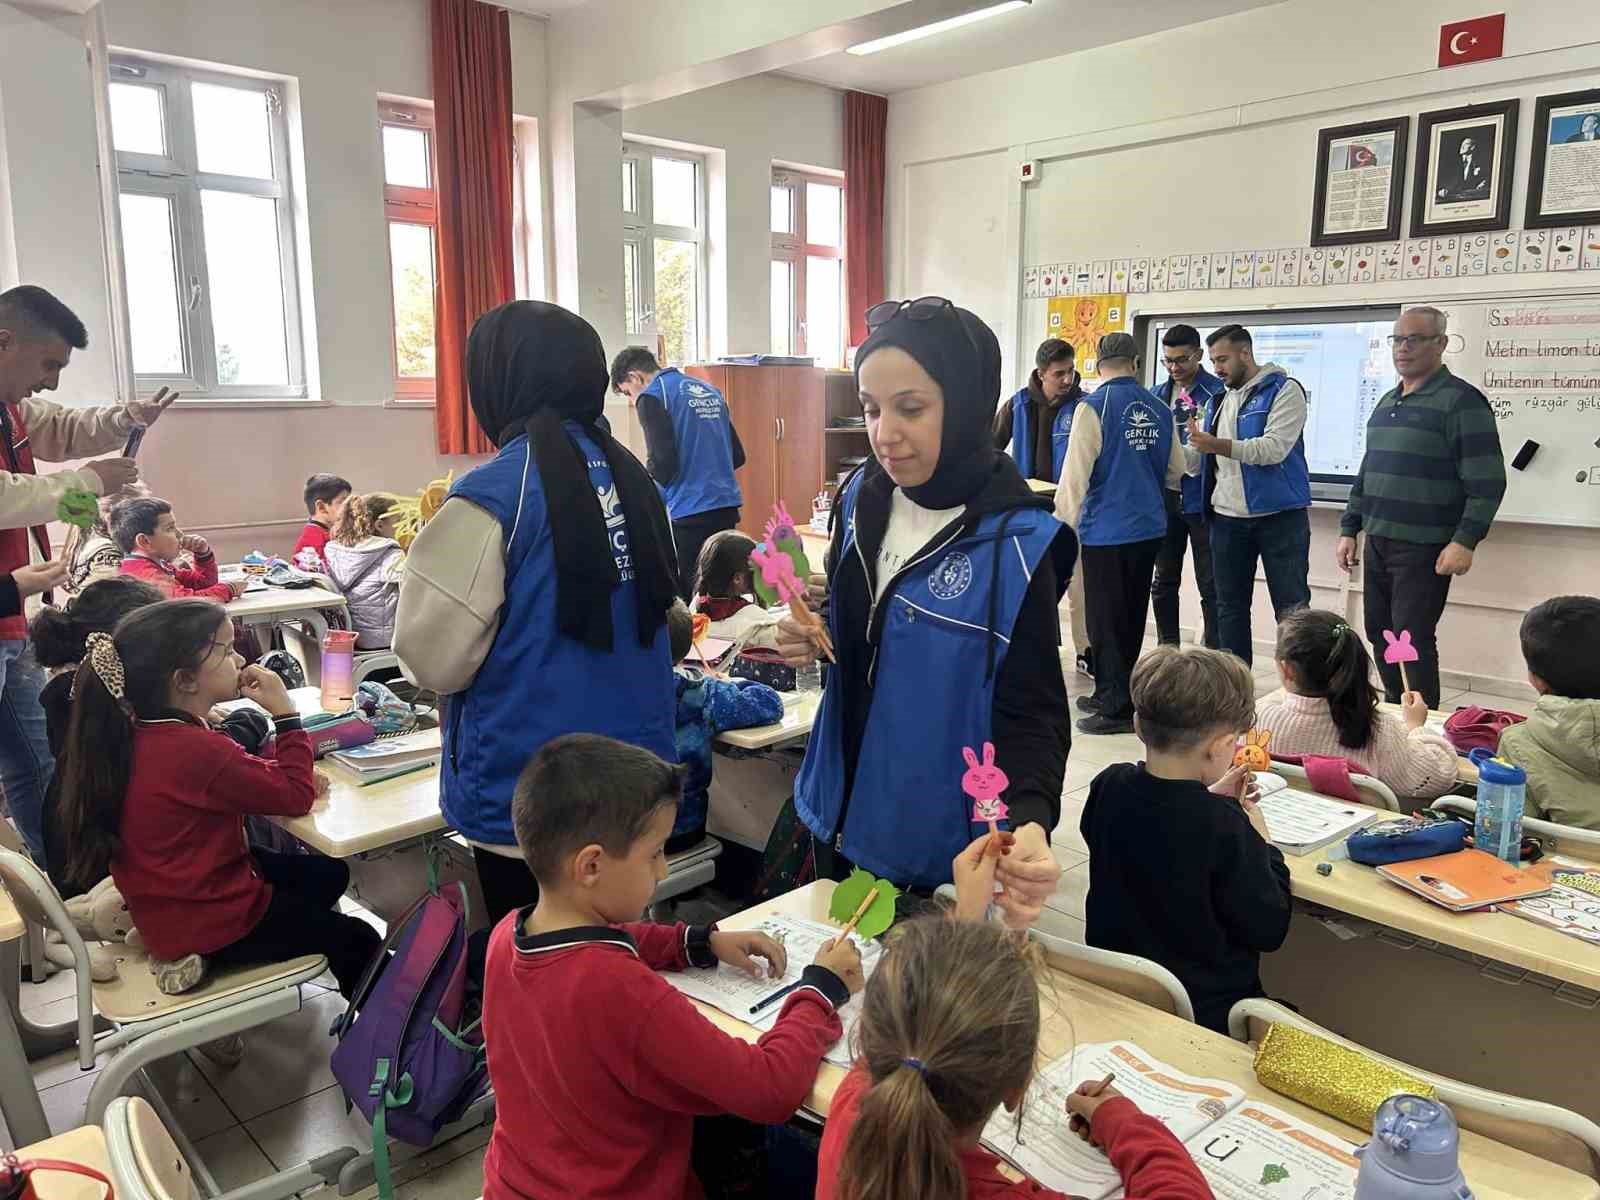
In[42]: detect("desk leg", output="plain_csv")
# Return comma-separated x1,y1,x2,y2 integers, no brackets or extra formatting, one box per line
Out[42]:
0,972,50,1145
1,940,77,1060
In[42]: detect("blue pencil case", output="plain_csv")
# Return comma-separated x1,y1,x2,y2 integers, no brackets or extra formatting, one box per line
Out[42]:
1346,816,1466,866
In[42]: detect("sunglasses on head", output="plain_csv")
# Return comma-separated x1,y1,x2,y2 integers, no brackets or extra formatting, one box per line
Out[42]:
864,296,983,361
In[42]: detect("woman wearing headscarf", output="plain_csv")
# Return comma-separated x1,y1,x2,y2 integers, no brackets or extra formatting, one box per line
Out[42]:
776,299,1077,924
394,302,680,922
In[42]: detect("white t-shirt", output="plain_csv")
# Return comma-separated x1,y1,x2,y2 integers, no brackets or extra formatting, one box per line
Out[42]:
875,488,964,602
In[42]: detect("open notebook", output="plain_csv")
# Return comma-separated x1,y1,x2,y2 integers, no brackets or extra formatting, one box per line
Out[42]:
982,1041,1360,1199
1252,776,1378,856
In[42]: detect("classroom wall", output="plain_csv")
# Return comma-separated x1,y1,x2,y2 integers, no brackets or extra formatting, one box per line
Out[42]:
886,0,1600,694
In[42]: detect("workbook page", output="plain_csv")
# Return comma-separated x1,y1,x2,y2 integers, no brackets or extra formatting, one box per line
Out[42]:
1190,1102,1359,1199
982,1041,1245,1199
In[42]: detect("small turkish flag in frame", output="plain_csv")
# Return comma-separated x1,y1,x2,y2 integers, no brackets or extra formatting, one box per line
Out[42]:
1439,14,1505,68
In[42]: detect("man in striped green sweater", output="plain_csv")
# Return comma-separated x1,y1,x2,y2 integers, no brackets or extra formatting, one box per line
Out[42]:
1336,306,1506,707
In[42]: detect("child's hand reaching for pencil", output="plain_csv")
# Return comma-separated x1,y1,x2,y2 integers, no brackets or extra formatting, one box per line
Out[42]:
1065,1077,1125,1146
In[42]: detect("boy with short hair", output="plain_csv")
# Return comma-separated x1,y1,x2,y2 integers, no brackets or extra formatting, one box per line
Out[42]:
293,473,351,572
112,497,242,603
1498,595,1600,829
481,733,862,1200
1081,645,1291,1032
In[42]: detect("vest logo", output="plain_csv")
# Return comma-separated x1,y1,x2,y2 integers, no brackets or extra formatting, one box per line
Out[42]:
595,482,634,580
928,550,973,601
683,381,722,418
1124,401,1161,451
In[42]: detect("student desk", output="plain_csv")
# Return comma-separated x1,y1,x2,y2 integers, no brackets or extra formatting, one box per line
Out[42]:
708,694,818,853
10,1125,110,1197
1265,794,1600,1119
714,691,821,752
222,574,348,666
695,880,1597,1199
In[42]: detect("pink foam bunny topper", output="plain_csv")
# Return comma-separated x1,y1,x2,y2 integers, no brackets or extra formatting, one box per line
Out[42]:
749,542,802,606
961,742,1010,827
764,500,799,548
1381,629,1419,665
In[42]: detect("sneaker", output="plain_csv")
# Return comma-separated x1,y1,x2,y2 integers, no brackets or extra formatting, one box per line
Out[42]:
153,953,207,996
1076,713,1135,736
1075,651,1095,678
1075,695,1102,715
196,1034,246,1069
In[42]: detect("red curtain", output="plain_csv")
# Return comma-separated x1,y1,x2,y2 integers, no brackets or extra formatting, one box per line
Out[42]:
844,91,888,351
430,0,514,455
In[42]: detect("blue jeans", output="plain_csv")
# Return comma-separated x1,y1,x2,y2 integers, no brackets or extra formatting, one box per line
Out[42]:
0,640,54,862
1208,509,1311,666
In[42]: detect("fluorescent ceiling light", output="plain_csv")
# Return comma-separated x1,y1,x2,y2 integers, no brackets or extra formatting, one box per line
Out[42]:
846,0,1030,55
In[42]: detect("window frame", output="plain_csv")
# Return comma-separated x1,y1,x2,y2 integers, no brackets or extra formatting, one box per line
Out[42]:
771,169,846,366
622,144,708,365
110,55,306,400
380,101,439,402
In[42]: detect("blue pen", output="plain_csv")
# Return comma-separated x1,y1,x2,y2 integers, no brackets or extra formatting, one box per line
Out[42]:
748,979,804,1015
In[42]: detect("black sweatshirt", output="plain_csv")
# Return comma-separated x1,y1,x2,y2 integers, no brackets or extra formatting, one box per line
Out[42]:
637,392,746,487
1081,764,1292,1033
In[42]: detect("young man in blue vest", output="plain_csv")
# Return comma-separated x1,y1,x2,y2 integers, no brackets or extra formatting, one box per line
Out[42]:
1185,325,1312,667
993,337,1092,676
611,347,745,600
1056,333,1186,734
1150,324,1222,650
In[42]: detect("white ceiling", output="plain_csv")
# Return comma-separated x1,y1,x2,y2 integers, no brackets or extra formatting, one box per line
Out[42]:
783,0,1283,95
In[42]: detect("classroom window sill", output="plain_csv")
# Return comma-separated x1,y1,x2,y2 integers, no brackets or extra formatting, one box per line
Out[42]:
169,396,333,411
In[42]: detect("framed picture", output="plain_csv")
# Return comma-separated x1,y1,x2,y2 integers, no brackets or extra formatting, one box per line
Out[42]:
1311,116,1408,245
1411,99,1519,237
1525,86,1600,229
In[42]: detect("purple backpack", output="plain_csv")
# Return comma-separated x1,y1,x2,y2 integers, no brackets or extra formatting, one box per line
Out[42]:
330,880,487,1197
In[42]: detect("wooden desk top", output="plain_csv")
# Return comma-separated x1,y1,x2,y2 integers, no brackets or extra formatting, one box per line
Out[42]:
15,1125,111,1199
274,761,446,858
715,691,820,751
0,881,23,942
698,881,1596,1200
1282,800,1600,992
225,582,347,619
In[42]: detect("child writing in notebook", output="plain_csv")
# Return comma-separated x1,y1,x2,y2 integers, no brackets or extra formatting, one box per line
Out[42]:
818,836,1210,1200
1257,608,1459,801
690,530,782,652
480,732,862,1200
56,599,380,999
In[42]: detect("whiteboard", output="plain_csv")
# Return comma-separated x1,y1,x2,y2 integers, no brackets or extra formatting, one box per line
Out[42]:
1424,293,1600,528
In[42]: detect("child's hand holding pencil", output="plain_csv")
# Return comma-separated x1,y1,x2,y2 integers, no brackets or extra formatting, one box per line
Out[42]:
1065,1074,1122,1146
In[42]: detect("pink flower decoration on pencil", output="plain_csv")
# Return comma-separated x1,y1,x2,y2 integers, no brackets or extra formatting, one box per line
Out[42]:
1382,629,1419,664
749,543,802,605
764,501,799,547
961,743,1010,826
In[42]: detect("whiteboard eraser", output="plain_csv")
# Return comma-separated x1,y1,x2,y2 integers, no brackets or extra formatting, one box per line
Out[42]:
1511,440,1540,470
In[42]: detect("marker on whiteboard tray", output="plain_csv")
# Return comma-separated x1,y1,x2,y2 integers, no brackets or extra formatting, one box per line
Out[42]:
1511,440,1540,471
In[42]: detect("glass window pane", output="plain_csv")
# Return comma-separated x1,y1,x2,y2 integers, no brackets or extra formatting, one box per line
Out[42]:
806,256,842,369
622,160,638,213
806,182,842,248
654,238,698,366
771,186,792,235
119,193,184,375
388,222,436,379
200,190,289,386
110,84,166,156
652,156,697,227
191,81,274,179
623,243,640,335
770,260,792,356
382,125,430,189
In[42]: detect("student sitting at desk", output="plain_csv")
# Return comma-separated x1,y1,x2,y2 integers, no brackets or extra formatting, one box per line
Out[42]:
665,601,781,854
323,492,404,649
291,473,351,574
112,497,244,603
690,530,782,652
1257,608,1459,801
1082,646,1291,1033
480,733,861,1200
1498,595,1600,829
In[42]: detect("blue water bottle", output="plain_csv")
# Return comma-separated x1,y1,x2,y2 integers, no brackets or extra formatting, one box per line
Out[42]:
1355,1094,1473,1199
1469,749,1526,865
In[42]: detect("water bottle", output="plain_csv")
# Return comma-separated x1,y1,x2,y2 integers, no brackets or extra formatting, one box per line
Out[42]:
1468,748,1527,865
320,629,359,713
1355,1094,1473,1199
795,661,823,694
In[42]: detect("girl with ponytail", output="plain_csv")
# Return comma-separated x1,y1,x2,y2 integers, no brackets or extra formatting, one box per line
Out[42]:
1258,609,1459,801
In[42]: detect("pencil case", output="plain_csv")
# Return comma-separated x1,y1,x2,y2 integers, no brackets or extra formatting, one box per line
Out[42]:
729,650,798,692
302,711,377,758
1254,1022,1434,1131
1347,816,1465,866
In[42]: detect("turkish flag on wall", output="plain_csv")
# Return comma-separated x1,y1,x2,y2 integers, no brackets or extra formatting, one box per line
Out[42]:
1438,14,1505,68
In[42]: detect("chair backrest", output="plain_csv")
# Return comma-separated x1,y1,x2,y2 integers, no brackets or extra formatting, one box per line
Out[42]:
1228,998,1600,1181
1031,931,1195,1022
105,1095,201,1200
0,847,99,1069
1430,796,1600,862
1272,760,1401,812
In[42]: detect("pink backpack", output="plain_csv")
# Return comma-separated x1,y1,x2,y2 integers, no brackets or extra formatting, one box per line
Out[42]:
1442,705,1526,755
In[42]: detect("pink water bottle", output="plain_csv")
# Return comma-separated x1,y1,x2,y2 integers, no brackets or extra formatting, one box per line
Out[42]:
320,629,358,712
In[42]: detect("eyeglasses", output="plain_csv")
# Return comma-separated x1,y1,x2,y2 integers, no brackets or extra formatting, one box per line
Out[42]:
863,296,983,361
1387,334,1444,349
1161,352,1198,369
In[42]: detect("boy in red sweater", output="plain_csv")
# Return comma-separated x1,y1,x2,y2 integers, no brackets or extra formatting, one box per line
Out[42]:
481,732,863,1200
291,473,351,573
111,496,243,603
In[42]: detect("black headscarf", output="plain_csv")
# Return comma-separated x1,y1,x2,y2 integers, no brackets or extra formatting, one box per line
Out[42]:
466,301,677,651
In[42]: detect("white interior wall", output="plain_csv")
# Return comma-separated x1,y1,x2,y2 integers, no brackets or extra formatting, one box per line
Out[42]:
887,0,1600,692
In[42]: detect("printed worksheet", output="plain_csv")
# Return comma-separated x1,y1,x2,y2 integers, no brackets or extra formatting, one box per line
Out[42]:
1254,787,1377,855
1193,1102,1359,1199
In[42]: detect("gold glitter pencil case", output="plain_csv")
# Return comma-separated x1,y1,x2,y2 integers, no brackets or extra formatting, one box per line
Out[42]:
1254,1022,1436,1131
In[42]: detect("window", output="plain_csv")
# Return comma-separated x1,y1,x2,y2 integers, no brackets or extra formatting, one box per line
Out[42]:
110,57,305,398
771,170,845,367
380,102,438,400
622,146,706,365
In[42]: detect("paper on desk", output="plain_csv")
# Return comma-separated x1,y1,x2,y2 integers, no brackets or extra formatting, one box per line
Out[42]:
1253,784,1376,855
982,1041,1245,1200
1503,862,1600,946
667,914,881,1068
1192,1101,1358,1199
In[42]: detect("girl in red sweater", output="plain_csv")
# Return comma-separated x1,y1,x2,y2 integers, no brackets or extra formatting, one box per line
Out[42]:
816,914,1211,1200
56,599,381,1000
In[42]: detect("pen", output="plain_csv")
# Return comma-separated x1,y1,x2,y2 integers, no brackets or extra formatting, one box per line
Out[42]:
749,979,804,1015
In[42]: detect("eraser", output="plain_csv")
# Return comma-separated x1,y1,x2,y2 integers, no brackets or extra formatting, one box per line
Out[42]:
1316,862,1333,877
1511,440,1540,470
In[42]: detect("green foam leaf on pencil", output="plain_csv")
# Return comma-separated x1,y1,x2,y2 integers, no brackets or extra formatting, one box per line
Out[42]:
828,867,899,939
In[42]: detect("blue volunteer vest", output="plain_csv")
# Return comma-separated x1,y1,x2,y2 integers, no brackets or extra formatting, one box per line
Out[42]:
793,476,1063,890
1077,377,1175,547
647,368,742,520
442,427,676,846
1153,369,1223,517
1199,372,1312,516
1007,387,1074,482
